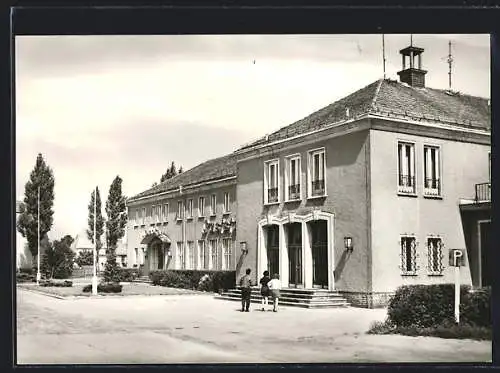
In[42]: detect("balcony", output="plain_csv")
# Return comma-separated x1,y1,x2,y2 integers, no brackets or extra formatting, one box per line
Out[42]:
424,178,441,197
475,182,491,202
311,179,325,197
398,175,416,194
288,184,301,200
267,188,278,203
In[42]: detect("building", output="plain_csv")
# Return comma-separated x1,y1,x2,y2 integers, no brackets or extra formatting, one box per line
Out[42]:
16,200,33,270
234,44,490,307
126,154,237,276
72,230,128,270
125,43,490,307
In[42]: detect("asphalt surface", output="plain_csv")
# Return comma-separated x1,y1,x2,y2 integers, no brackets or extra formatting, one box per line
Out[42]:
16,288,492,364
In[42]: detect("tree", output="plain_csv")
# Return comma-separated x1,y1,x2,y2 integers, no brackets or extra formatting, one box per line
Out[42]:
17,153,55,263
75,250,93,266
41,235,75,279
104,176,127,283
86,187,104,251
178,166,183,174
159,161,182,183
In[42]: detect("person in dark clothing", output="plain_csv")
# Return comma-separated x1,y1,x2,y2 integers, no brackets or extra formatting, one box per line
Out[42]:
259,270,271,311
239,268,253,312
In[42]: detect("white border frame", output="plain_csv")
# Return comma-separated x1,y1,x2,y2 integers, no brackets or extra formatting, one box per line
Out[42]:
422,143,443,198
263,158,280,205
396,140,417,197
307,147,327,199
284,153,302,202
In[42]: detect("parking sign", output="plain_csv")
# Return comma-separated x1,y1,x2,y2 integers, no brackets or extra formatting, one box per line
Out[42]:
449,249,465,267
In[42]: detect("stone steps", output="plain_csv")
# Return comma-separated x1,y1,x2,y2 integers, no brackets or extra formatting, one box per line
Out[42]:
215,287,350,309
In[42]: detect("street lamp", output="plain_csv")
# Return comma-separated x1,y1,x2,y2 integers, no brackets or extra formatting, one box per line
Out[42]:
36,186,41,285
344,236,353,253
92,186,98,295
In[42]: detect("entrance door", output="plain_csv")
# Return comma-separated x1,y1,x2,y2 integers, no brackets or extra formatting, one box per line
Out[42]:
266,225,279,276
479,221,491,287
157,243,164,269
310,220,328,288
287,223,303,287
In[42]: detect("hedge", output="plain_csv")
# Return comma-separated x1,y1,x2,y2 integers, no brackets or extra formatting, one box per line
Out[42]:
16,272,36,283
149,270,236,292
117,268,141,282
387,284,490,328
82,283,123,293
39,280,73,287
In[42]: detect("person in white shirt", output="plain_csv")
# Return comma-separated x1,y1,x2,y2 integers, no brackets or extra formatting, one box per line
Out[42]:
267,273,282,312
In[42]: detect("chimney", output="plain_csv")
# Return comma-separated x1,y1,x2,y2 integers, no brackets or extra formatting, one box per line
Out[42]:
397,45,427,88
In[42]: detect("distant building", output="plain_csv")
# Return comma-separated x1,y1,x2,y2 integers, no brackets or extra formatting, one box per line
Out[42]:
126,43,490,307
72,230,128,270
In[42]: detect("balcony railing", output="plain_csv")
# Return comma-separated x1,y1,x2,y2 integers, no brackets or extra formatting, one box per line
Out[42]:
398,175,416,194
311,179,325,196
475,182,491,202
267,187,279,203
424,178,441,196
288,184,301,200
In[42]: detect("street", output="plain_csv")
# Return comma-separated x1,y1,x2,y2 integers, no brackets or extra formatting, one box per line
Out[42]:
16,288,492,364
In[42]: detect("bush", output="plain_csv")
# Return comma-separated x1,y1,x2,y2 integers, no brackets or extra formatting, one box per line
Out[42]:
16,272,36,283
19,267,34,275
39,279,73,287
460,287,491,327
387,284,472,328
82,282,123,293
149,270,236,292
117,268,140,282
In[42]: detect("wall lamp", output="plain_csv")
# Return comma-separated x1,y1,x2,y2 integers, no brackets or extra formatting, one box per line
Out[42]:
240,241,248,255
344,236,353,253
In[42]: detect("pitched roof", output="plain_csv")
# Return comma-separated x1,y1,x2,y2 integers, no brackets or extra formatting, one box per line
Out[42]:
129,153,237,202
239,79,490,150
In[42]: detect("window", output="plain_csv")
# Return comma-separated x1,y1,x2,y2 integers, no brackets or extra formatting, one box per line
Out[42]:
141,207,146,225
187,199,193,218
210,194,217,216
198,240,206,269
400,236,418,275
223,192,230,213
398,142,416,194
152,205,157,223
134,209,139,226
308,149,326,197
209,239,218,270
222,239,232,270
488,152,491,182
177,201,184,220
264,159,279,204
177,242,185,269
135,248,139,265
187,241,195,269
427,237,444,275
286,155,301,201
424,145,441,196
198,197,205,217
162,203,169,222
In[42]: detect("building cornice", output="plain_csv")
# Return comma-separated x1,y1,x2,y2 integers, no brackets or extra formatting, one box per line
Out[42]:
127,176,237,206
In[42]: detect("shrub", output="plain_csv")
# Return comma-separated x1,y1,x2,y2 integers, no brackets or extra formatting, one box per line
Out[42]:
19,267,34,275
460,287,491,327
367,320,396,335
117,268,140,282
16,272,36,283
387,284,471,328
82,282,122,293
149,270,236,292
39,279,73,287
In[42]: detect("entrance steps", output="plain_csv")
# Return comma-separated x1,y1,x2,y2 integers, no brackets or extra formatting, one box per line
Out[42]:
132,275,152,284
216,287,350,309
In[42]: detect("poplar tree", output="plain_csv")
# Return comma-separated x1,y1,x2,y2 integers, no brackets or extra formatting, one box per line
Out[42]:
17,153,55,263
86,187,104,250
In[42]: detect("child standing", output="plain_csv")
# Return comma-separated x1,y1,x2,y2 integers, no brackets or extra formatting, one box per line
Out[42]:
267,273,281,312
239,268,253,312
259,270,271,311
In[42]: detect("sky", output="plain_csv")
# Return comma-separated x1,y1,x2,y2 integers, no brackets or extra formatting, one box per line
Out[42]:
15,34,490,240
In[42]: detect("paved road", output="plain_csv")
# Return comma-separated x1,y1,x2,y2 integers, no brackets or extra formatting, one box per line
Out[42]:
16,288,492,364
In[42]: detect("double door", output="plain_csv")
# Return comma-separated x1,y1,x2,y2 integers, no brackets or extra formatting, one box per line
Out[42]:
288,223,303,287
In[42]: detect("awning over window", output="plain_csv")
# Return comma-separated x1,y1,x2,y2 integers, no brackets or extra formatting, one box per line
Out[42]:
140,232,172,245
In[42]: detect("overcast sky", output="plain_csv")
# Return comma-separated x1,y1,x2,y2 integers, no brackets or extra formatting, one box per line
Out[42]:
15,34,490,240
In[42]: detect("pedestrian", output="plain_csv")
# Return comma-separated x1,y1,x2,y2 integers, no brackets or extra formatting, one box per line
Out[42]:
259,270,271,311
267,273,282,312
239,268,253,312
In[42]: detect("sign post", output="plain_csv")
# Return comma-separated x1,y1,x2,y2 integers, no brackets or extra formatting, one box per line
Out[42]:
449,249,465,324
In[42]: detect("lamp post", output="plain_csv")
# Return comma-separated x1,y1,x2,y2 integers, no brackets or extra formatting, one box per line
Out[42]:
36,186,41,285
92,186,98,295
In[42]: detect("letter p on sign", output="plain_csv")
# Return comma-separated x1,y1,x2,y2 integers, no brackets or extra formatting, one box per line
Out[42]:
449,249,465,267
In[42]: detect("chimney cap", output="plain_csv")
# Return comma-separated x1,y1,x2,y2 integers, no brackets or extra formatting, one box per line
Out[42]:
399,46,425,55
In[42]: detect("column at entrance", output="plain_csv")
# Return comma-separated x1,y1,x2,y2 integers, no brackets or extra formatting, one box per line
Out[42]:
303,222,313,288
279,224,288,287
